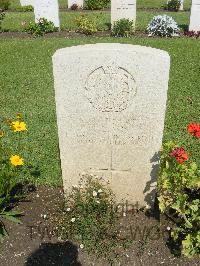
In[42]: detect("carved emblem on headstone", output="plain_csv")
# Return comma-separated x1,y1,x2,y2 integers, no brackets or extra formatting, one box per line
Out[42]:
84,63,137,112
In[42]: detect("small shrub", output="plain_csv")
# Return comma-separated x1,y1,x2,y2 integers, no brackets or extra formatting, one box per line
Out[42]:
147,15,180,37
158,122,200,257
16,5,34,12
25,18,58,37
184,31,200,39
166,0,181,12
71,3,79,10
0,0,10,10
56,174,131,262
111,19,134,37
76,15,97,35
85,0,110,10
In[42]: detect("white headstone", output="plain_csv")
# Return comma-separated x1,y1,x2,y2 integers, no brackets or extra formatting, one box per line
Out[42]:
179,0,184,10
111,0,136,28
53,44,170,206
34,0,60,28
20,0,33,6
189,0,200,32
68,0,84,9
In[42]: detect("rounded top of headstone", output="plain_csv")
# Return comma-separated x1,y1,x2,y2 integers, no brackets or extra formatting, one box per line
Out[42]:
53,43,170,62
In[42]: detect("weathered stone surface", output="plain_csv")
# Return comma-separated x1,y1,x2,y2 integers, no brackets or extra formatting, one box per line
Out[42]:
20,0,33,6
68,0,84,8
34,0,60,28
189,0,200,32
111,0,136,28
53,44,170,206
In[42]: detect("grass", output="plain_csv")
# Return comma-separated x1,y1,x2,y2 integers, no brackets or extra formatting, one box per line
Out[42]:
0,36,199,186
9,0,192,10
2,10,190,32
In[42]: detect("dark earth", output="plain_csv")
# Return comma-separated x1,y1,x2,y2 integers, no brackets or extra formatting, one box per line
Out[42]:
0,187,199,266
0,31,193,39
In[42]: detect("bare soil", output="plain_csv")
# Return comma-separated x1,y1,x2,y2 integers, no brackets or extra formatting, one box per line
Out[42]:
0,30,187,39
0,186,199,266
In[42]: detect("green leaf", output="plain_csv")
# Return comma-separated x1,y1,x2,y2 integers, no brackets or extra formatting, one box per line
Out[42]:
1,210,23,224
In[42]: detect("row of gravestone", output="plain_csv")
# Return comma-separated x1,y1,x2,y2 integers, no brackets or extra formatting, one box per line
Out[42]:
20,0,200,32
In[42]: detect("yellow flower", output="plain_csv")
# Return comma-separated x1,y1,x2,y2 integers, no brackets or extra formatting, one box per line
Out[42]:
10,155,24,166
11,121,27,132
0,130,4,138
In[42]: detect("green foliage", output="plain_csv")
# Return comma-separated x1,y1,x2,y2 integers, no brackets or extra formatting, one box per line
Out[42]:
111,19,134,37
0,0,10,10
76,15,97,35
0,115,28,240
25,18,58,37
165,0,181,12
158,141,200,257
85,0,110,10
56,174,130,262
16,5,34,12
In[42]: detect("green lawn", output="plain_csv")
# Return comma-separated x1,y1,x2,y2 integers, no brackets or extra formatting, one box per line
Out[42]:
0,37,199,186
9,0,192,10
2,10,190,32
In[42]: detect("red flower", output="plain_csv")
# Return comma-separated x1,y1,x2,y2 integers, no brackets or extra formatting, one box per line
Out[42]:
187,123,200,138
195,131,200,138
170,147,189,164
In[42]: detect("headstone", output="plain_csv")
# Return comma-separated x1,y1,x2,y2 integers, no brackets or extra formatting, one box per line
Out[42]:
34,0,60,28
68,0,84,9
20,0,33,6
111,0,136,28
179,0,184,11
53,44,170,206
189,0,200,32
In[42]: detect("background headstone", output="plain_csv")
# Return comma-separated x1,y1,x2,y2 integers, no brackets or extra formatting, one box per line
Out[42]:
111,0,136,28
68,0,84,9
53,44,170,206
189,0,200,32
179,0,184,10
20,0,33,6
34,0,60,28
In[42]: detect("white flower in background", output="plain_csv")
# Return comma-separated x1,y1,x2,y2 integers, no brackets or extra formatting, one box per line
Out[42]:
96,200,100,204
123,212,126,217
80,244,84,249
147,15,180,37
93,191,97,197
71,217,76,223
66,208,71,212
167,226,171,231
98,189,102,193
